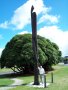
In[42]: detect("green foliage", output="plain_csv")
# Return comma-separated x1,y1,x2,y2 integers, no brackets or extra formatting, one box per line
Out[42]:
0,34,61,73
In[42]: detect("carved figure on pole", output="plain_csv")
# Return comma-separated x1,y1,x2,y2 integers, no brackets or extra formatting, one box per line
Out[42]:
31,5,39,85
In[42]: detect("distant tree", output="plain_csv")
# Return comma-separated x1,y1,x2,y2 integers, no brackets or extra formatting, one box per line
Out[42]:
63,56,68,64
0,58,1,67
0,34,61,73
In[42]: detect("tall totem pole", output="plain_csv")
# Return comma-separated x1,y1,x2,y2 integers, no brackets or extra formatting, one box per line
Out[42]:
31,6,39,85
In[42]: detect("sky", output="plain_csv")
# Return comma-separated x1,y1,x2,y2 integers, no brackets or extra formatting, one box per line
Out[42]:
0,0,68,57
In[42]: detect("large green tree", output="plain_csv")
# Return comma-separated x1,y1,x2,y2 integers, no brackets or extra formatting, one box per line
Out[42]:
0,34,61,73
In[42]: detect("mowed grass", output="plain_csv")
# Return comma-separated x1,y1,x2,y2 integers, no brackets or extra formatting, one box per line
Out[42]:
10,64,68,90
0,68,13,86
0,65,68,90
0,68,13,73
0,78,13,86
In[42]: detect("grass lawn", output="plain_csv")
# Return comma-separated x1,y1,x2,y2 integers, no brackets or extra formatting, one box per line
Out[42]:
0,64,68,90
0,78,13,87
0,68,13,87
9,64,68,90
0,68,13,73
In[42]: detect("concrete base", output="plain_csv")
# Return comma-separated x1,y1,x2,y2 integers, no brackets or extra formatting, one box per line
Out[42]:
27,82,50,88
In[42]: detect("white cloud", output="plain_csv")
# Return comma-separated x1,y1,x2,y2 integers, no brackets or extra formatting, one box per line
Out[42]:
18,31,30,34
38,14,60,24
0,0,66,57
0,21,9,29
38,26,68,56
0,0,59,30
0,48,3,57
10,0,50,30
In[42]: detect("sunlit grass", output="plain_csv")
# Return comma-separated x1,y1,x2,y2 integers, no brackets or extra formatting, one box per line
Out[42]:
0,68,13,73
0,65,68,90
0,78,13,86
10,65,68,90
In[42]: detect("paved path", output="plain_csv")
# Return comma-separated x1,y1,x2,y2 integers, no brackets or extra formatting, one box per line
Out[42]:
0,78,23,90
0,71,14,75
0,77,50,89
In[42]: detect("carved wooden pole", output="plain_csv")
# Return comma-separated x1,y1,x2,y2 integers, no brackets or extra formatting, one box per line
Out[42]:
31,5,39,85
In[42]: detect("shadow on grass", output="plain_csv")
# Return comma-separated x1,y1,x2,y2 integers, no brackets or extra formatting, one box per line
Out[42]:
0,73,22,78
0,72,33,78
0,83,27,88
0,85,8,87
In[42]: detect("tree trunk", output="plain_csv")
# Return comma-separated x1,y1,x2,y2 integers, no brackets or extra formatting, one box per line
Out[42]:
31,6,39,85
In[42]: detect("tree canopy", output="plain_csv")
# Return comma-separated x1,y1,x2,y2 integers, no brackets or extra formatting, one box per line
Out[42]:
0,34,61,73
